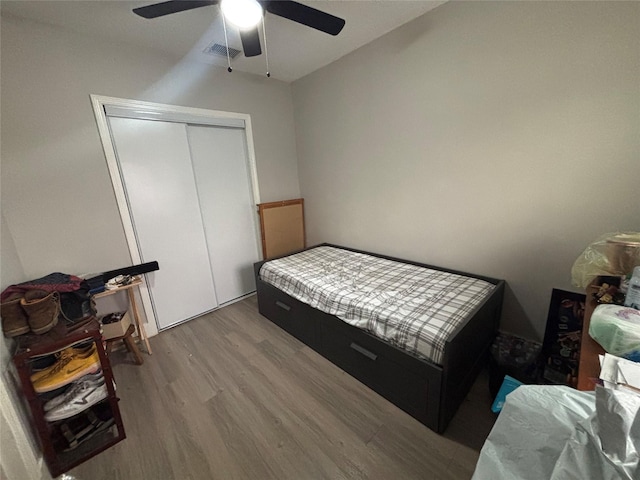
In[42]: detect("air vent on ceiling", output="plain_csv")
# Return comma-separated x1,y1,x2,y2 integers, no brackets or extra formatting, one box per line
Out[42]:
203,42,242,59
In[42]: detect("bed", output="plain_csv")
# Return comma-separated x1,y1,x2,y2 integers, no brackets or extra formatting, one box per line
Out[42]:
254,244,505,433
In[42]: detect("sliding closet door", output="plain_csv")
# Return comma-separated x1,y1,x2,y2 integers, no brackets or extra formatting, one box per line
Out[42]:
188,125,260,304
108,117,218,329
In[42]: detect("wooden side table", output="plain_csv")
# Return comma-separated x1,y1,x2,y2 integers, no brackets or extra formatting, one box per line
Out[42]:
93,277,152,355
105,324,143,365
577,280,605,390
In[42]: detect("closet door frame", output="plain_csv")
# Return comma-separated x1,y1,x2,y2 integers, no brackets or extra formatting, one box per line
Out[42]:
90,95,262,337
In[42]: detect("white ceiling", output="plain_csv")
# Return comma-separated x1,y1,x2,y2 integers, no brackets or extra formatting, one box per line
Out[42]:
1,0,445,82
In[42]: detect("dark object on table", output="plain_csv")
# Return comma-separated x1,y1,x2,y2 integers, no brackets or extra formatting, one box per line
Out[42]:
540,289,586,388
102,261,159,283
593,282,625,305
84,275,106,295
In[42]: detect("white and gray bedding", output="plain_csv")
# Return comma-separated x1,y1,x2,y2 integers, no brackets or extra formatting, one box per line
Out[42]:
259,246,496,365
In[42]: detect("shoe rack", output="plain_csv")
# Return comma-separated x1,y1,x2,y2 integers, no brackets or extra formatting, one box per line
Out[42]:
11,318,125,478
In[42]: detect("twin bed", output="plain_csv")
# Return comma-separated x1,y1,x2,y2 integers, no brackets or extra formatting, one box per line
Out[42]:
254,244,505,433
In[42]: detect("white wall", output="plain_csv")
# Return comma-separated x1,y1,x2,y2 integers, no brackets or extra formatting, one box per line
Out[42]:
1,14,300,283
292,1,640,340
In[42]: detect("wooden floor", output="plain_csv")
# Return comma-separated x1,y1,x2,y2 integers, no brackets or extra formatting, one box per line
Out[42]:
69,296,497,480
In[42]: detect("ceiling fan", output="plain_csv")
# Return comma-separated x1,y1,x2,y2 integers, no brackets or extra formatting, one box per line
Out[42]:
133,0,346,59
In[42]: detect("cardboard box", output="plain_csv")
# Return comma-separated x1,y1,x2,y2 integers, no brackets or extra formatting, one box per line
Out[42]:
100,311,132,340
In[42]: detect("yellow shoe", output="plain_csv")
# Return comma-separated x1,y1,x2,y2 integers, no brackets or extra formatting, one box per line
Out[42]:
30,343,95,384
32,344,100,393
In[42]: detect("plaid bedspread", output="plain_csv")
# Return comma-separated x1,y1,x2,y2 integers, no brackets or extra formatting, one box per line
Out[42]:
259,246,495,365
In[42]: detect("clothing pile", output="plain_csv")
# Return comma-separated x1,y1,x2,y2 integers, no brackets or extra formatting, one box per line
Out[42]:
0,273,96,338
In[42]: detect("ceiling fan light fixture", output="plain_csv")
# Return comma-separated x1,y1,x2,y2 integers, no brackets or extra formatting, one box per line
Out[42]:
221,0,263,29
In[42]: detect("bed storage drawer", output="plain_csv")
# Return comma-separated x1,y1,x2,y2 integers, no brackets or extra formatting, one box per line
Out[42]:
319,314,440,425
256,280,321,349
321,324,379,386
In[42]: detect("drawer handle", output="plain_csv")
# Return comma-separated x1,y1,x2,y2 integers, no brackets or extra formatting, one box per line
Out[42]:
350,342,377,361
275,301,291,311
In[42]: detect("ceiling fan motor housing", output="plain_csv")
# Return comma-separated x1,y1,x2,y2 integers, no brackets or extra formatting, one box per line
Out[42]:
133,0,346,60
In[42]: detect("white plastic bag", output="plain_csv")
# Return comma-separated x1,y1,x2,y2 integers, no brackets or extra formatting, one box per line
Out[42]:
589,304,640,361
472,385,640,480
571,232,640,289
549,387,640,480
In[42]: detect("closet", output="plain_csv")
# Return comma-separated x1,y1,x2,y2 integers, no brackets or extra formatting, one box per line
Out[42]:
104,104,261,331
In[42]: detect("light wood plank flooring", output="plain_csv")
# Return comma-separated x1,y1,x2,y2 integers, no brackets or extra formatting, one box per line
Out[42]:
69,296,496,480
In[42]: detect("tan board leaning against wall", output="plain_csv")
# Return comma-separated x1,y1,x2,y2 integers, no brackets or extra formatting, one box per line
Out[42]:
257,198,305,260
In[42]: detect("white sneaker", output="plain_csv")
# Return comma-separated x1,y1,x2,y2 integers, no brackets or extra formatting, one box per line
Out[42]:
44,379,108,422
43,371,105,412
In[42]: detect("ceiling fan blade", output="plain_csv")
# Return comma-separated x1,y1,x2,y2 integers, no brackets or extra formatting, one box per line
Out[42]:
133,0,218,19
240,28,262,57
263,0,345,36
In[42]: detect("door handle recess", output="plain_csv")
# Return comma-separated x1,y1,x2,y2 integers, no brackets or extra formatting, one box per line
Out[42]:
275,301,291,311
350,342,377,361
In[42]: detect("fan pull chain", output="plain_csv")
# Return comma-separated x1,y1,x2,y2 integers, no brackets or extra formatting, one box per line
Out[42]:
261,15,270,78
221,14,232,72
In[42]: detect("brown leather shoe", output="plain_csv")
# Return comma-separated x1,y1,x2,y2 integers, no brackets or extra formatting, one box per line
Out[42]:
21,290,60,335
1,294,30,337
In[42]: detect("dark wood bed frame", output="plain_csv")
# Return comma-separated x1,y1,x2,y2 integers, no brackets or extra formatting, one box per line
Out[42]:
254,244,505,433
